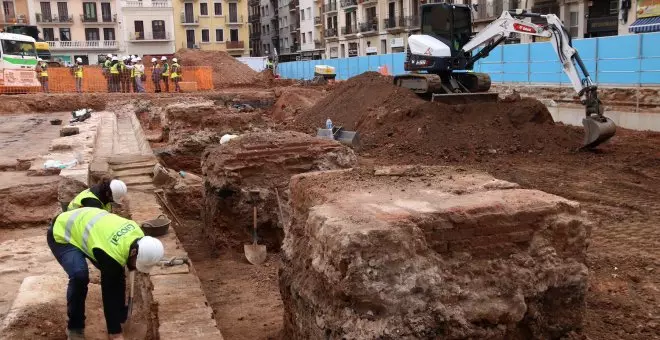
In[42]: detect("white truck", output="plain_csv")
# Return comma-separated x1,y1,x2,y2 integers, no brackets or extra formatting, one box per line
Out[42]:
0,32,41,93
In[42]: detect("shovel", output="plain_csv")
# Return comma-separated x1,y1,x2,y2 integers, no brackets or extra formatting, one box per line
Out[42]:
244,197,267,265
124,271,135,331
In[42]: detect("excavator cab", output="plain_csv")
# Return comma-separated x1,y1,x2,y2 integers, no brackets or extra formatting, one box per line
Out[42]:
420,3,472,57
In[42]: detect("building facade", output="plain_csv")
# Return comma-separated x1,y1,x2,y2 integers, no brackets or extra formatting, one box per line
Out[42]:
249,0,261,56
25,0,121,64
298,0,323,59
173,0,249,56
1,0,30,26
259,0,278,56
119,0,176,57
276,0,299,61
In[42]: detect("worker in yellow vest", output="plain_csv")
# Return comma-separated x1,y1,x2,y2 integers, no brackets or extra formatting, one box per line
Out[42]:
129,56,137,93
133,57,145,93
47,208,164,340
66,178,127,212
170,58,181,92
160,56,169,92
109,56,120,93
119,56,130,93
151,57,162,93
36,58,49,93
103,54,112,92
72,57,84,93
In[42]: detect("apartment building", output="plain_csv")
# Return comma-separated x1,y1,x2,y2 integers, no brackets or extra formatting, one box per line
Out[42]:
298,0,323,59
323,0,419,58
276,0,299,61
173,0,249,57
249,0,261,56
119,0,175,57
259,0,278,56
25,0,121,64
1,0,30,26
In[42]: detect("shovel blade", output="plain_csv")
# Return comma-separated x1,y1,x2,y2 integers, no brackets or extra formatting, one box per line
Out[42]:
582,116,616,149
244,244,267,265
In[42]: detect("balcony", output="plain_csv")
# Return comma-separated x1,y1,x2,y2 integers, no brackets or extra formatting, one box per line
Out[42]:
289,0,298,11
36,13,74,24
128,31,173,41
340,24,357,36
324,1,337,13
180,14,199,25
47,40,120,51
249,0,260,5
314,16,321,25
358,0,376,4
227,15,244,24
314,39,322,49
226,40,245,50
122,0,172,8
80,14,117,24
474,0,520,22
404,15,419,29
248,14,260,22
289,24,299,32
324,27,338,39
359,18,378,34
340,0,357,9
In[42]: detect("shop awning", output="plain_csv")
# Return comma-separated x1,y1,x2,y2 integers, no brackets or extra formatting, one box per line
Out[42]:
629,16,660,33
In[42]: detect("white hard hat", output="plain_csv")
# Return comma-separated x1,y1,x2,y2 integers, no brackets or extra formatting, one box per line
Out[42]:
107,53,112,58
136,236,164,273
76,57,82,63
109,179,128,202
37,58,43,61
151,57,157,62
112,56,118,61
172,58,178,62
136,57,142,61
131,58,137,63
161,56,167,61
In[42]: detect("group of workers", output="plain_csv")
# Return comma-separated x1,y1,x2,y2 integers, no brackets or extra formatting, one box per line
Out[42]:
34,54,183,94
103,54,182,94
48,178,165,340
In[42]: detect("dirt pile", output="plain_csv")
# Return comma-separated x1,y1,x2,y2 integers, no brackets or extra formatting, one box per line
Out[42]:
271,87,328,122
0,180,59,228
292,72,584,163
0,94,107,114
175,49,259,88
201,131,358,250
280,165,592,339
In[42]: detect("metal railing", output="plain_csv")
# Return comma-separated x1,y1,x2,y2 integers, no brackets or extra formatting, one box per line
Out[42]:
248,14,260,22
80,14,117,23
227,15,244,23
226,40,245,49
324,1,337,12
180,14,199,24
340,0,357,8
289,0,298,11
130,31,172,40
102,14,117,23
404,15,419,28
47,40,120,50
474,0,519,21
36,13,74,23
383,16,405,29
324,27,337,37
341,24,357,35
359,18,378,33
123,0,172,8
314,16,321,25
290,24,299,31
314,40,322,49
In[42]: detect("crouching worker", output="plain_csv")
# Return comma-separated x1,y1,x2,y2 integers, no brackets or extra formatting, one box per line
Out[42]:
47,208,165,340
67,178,127,212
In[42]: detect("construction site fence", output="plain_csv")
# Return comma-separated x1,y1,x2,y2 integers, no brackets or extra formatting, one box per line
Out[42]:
1,66,213,94
278,32,660,86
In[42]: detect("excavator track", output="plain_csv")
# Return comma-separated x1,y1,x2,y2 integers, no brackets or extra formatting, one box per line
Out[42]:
393,72,498,104
393,73,443,94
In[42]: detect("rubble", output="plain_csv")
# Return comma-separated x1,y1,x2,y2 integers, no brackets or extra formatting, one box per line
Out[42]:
280,166,592,340
175,49,259,88
201,131,358,249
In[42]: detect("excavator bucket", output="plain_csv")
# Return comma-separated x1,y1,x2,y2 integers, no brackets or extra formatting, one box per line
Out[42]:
582,116,616,149
316,127,361,149
431,92,499,105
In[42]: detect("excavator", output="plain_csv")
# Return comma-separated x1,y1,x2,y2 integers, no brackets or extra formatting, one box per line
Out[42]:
394,3,616,149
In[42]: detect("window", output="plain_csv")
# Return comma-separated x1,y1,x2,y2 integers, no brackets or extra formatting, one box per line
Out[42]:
307,31,311,43
59,28,71,41
301,9,305,20
101,2,112,22
215,28,224,41
302,32,306,43
202,29,210,42
230,28,239,41
214,2,222,15
3,1,15,18
82,2,97,21
1,39,36,56
103,28,115,40
609,0,618,15
569,11,578,38
152,20,165,39
43,28,55,41
228,2,237,22
365,6,376,21
85,28,100,41
57,2,68,20
307,7,311,17
200,2,208,16
40,2,51,20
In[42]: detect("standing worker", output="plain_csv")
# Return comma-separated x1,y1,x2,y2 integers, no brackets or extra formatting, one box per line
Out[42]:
151,57,162,93
130,56,137,93
160,56,170,92
103,54,112,92
170,58,181,93
47,208,164,340
119,57,130,93
72,58,83,93
130,57,146,93
66,178,127,212
36,58,49,93
110,56,120,93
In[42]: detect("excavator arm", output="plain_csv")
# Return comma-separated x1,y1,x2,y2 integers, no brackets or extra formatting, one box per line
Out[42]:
462,10,616,149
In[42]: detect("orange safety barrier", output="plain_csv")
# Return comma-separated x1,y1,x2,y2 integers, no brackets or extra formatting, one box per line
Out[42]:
0,65,213,94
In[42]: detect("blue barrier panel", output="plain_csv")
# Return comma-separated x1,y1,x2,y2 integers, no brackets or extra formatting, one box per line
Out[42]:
392,53,406,75
598,35,640,59
573,38,598,60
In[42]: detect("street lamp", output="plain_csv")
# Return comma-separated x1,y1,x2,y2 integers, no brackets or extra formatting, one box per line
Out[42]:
356,32,362,57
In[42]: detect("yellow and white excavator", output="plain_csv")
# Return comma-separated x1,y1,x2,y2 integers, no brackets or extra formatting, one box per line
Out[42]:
394,3,616,149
